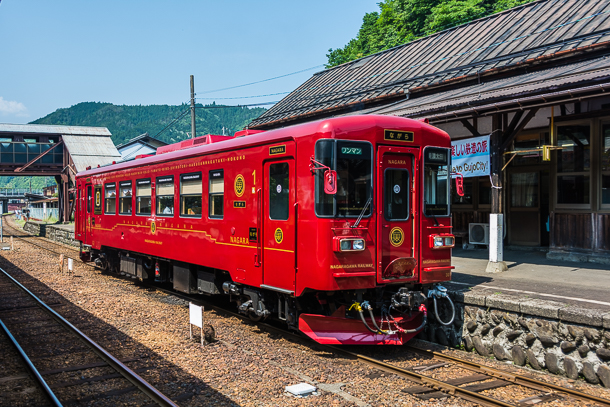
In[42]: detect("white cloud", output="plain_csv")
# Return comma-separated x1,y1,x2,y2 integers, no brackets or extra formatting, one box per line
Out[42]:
0,97,28,116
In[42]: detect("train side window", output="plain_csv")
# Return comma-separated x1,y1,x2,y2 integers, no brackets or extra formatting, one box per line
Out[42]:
384,169,409,221
209,170,224,219
269,163,289,220
136,178,152,215
180,172,202,217
156,176,174,216
119,181,132,215
105,183,116,214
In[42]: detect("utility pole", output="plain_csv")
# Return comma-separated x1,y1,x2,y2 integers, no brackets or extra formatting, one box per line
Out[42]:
190,75,196,139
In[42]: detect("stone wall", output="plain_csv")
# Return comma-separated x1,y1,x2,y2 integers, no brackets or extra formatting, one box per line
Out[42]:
23,221,79,247
421,290,610,387
46,225,79,247
23,221,43,236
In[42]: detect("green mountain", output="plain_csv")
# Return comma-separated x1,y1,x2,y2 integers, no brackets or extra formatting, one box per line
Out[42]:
326,0,535,67
31,101,267,146
0,102,266,190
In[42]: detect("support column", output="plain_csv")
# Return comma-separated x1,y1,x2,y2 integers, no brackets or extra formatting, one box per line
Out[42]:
486,114,508,273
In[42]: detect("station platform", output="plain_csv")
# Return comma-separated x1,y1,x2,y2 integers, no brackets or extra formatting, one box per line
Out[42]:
448,247,610,312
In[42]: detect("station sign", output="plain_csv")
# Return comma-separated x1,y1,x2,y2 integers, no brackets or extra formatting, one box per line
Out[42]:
451,135,490,178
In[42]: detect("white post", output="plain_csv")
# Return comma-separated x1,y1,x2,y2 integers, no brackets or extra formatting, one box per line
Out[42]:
486,213,508,272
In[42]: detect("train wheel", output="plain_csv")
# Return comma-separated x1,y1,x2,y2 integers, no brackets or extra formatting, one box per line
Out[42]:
248,311,263,322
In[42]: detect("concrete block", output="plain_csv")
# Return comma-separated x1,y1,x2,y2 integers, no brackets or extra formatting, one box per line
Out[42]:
485,293,521,312
602,313,610,329
559,307,604,327
519,299,562,319
447,289,465,303
462,290,487,306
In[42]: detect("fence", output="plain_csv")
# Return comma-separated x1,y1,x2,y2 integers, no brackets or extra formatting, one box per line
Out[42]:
29,207,59,221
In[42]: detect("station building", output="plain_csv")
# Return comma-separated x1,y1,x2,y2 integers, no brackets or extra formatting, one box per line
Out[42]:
248,0,610,263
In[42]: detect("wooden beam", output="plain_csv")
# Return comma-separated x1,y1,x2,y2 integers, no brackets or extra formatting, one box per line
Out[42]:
460,119,482,138
499,108,539,152
502,110,524,141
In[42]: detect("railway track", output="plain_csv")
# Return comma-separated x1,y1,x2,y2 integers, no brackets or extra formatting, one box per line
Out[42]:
5,216,610,406
1,218,86,268
0,266,178,407
147,284,610,407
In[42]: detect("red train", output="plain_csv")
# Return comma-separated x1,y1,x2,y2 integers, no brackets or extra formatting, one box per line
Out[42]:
76,115,460,345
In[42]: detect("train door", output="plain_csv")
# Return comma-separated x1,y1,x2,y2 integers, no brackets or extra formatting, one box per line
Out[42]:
84,183,93,245
377,146,417,282
261,158,296,293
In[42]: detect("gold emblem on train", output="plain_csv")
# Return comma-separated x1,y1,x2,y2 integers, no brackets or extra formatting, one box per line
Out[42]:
150,221,156,234
234,174,245,197
274,228,283,244
390,227,404,247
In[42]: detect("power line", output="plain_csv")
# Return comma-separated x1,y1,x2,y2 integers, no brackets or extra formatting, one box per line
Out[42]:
195,91,290,100
152,107,190,139
197,64,325,95
195,101,278,108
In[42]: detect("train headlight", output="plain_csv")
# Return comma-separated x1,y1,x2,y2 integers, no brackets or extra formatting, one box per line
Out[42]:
340,240,352,251
433,236,444,247
352,239,365,251
334,237,366,252
429,234,455,249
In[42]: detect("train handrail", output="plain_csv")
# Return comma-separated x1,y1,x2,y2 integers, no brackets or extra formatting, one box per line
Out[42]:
255,188,262,267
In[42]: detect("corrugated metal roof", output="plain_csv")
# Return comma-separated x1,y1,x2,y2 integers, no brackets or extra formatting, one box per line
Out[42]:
62,135,122,172
0,123,111,136
371,56,610,117
249,0,610,129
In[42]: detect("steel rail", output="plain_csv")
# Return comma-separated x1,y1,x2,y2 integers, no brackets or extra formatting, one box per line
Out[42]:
0,267,179,407
0,317,62,407
328,346,514,407
405,344,610,406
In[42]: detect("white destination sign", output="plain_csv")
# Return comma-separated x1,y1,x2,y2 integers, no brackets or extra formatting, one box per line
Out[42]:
451,135,490,178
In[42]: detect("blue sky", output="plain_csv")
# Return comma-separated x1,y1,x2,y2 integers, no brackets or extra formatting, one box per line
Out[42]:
0,0,378,123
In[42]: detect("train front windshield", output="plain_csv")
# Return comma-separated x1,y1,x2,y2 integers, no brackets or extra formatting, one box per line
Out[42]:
315,140,372,217
423,147,450,216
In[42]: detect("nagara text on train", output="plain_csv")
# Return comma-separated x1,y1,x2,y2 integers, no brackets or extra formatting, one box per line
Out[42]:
75,115,463,345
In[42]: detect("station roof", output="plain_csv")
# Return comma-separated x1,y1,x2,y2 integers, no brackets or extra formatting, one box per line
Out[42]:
248,0,610,129
370,55,610,120
63,135,122,172
0,123,111,136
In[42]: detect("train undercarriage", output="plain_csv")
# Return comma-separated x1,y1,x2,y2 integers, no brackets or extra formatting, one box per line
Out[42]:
86,245,455,345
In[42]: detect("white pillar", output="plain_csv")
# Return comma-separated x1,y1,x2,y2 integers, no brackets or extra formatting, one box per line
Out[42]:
486,213,508,273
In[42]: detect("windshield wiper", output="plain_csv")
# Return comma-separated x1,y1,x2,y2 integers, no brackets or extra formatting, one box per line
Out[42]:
352,196,372,228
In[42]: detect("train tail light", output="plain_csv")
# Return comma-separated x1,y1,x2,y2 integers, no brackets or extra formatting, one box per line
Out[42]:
333,237,365,252
429,234,455,249
154,262,161,280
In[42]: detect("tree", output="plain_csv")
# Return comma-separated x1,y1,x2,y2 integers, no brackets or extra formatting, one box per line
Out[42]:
325,0,536,67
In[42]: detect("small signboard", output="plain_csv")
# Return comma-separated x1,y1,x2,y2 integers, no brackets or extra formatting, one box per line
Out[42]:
189,302,202,328
189,302,205,346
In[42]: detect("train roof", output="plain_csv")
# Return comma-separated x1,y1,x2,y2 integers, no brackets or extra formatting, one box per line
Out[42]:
77,115,448,178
